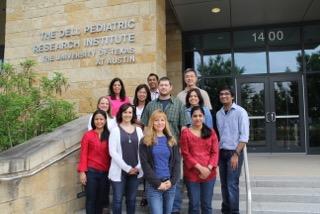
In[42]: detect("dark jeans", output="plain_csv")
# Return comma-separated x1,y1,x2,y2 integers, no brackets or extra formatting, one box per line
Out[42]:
85,168,109,214
172,179,183,212
146,183,176,214
219,149,243,214
185,178,216,214
111,173,139,214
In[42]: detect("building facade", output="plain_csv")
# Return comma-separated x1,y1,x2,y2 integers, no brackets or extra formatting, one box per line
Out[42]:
1,0,319,154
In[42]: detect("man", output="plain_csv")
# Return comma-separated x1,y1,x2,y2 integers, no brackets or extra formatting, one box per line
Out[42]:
147,73,160,100
177,68,212,109
141,76,188,214
216,86,249,214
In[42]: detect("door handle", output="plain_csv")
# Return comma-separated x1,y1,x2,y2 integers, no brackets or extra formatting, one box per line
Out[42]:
265,112,271,123
270,112,276,122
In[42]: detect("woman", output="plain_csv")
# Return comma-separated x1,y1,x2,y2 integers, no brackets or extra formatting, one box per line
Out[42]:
186,88,213,129
133,84,151,122
108,103,144,214
108,77,130,117
78,109,111,214
133,84,151,207
139,110,180,214
88,96,117,131
180,106,219,214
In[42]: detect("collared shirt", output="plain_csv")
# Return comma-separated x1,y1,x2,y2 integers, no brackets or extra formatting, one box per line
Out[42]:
77,130,110,172
216,103,250,150
177,87,212,110
141,96,188,141
150,89,160,101
186,106,213,128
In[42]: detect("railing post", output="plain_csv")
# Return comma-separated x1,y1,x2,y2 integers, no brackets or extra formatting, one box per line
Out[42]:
243,145,252,214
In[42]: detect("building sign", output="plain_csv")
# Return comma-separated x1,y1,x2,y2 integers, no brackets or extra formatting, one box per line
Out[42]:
32,19,136,66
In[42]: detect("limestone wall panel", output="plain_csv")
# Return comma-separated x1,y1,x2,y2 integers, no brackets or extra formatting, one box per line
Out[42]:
5,0,167,114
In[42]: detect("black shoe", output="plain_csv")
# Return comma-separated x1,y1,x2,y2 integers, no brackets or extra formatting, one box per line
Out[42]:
171,212,180,214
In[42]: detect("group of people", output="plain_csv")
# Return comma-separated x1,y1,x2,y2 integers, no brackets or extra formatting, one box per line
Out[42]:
77,68,250,214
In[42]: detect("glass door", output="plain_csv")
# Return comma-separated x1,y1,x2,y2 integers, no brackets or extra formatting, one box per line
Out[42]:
269,76,305,152
237,76,305,152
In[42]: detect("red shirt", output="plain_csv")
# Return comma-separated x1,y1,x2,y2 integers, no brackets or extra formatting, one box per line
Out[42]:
180,128,219,182
77,130,110,172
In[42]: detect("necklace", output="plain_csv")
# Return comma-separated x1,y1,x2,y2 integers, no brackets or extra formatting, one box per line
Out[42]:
128,133,132,143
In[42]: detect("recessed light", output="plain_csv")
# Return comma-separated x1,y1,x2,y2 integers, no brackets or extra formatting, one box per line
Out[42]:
211,7,221,13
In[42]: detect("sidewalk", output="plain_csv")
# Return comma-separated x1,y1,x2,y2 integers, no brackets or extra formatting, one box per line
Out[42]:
247,153,320,177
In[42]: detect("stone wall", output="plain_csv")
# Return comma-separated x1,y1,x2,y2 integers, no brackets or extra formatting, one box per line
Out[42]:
4,0,167,114
165,1,183,95
0,116,89,213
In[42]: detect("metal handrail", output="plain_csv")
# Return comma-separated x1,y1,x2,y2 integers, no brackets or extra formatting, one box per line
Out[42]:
243,145,252,214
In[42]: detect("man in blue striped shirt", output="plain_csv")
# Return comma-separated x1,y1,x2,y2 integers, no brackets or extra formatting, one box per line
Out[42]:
216,86,249,214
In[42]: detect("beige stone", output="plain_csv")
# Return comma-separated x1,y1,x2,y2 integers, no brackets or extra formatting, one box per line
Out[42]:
5,0,168,114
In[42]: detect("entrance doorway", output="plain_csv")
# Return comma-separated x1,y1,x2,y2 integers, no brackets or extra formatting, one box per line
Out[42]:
236,75,305,152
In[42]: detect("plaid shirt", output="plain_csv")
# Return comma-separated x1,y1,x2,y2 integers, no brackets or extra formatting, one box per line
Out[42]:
141,96,188,141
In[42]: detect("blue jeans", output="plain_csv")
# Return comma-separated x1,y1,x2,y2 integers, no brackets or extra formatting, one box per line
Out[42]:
219,150,243,214
85,168,109,214
111,173,139,214
185,178,216,214
172,179,183,212
146,183,176,214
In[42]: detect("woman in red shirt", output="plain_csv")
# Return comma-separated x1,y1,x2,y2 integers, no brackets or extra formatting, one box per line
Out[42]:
78,109,111,214
180,106,219,214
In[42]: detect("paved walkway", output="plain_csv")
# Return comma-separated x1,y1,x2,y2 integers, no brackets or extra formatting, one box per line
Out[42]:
247,153,320,177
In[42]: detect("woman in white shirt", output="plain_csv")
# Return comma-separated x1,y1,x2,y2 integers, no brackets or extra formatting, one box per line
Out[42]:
88,96,117,131
133,84,151,123
109,103,144,214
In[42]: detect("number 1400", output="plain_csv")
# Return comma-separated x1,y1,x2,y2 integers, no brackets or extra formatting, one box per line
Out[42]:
252,31,284,42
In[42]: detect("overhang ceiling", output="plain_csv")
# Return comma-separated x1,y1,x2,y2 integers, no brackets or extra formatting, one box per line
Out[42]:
168,0,320,31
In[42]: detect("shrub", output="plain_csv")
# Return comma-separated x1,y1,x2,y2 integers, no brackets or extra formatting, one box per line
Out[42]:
0,60,77,151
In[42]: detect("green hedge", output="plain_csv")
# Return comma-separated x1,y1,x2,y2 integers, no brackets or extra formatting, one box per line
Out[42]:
0,60,77,151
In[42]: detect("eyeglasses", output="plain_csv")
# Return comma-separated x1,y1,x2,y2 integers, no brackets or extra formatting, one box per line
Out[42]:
219,92,231,96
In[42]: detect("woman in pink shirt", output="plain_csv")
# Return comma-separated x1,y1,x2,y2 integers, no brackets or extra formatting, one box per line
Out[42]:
180,106,219,214
108,77,130,116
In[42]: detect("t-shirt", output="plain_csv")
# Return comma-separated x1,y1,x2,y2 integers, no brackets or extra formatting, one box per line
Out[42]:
152,136,171,179
108,96,130,116
119,126,138,168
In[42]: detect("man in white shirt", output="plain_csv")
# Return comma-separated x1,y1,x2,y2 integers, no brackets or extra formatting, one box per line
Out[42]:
147,73,160,100
177,68,212,110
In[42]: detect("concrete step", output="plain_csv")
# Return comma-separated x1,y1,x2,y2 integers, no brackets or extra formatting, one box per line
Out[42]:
212,187,320,203
219,176,320,188
76,201,320,214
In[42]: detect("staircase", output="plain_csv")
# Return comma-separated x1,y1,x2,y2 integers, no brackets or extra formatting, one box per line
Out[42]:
212,176,320,214
76,154,320,214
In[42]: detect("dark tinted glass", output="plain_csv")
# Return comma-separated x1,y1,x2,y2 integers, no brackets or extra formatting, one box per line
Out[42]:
199,77,233,112
203,32,231,50
304,25,320,72
307,73,320,148
234,29,265,48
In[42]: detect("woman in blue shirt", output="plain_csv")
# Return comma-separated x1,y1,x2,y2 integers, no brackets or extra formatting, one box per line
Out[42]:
139,110,180,214
186,88,213,129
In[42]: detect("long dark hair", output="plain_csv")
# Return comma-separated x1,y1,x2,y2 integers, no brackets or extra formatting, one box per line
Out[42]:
133,84,151,107
108,77,126,101
191,106,212,139
186,88,204,108
116,103,137,124
91,109,110,141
